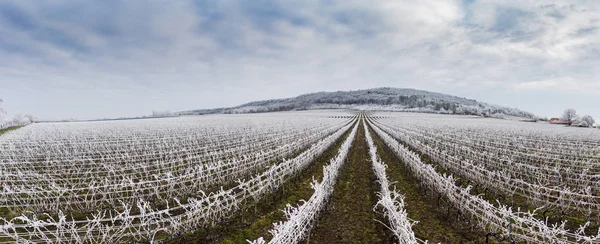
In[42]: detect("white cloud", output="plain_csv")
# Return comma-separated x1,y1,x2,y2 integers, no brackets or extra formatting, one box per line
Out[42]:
0,0,598,120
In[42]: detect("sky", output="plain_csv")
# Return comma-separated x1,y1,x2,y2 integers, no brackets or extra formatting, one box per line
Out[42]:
0,0,598,120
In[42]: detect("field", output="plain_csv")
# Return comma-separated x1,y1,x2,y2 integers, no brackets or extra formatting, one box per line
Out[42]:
0,111,599,243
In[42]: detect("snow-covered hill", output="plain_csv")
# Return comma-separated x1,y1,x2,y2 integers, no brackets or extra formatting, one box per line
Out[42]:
183,87,535,118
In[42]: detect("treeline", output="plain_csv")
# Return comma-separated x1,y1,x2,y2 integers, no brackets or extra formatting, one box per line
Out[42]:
184,88,536,119
224,94,535,119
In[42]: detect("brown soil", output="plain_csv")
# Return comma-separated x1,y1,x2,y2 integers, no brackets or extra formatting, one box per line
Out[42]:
307,119,395,244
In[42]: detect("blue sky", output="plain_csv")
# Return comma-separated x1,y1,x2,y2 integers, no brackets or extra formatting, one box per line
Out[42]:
0,0,598,120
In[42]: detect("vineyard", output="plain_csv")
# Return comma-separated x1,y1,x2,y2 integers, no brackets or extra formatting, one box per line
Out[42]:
1,111,599,243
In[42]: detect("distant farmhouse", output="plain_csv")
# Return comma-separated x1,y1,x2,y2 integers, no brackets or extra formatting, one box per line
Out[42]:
549,118,568,124
549,118,582,127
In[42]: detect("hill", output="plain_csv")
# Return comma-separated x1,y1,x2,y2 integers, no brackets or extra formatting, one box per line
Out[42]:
182,87,536,118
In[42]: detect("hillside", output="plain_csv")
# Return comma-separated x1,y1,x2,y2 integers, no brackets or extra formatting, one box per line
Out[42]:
183,87,535,118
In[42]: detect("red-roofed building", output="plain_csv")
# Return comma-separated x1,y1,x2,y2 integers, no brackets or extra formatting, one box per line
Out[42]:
549,118,568,124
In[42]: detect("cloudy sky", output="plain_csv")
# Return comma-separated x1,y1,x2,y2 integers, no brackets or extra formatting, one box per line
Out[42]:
0,0,598,120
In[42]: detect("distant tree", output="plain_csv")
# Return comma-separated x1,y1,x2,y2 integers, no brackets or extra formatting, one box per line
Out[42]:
11,114,31,125
0,98,5,122
24,114,37,123
580,115,595,127
561,108,578,126
152,110,173,117
491,113,506,119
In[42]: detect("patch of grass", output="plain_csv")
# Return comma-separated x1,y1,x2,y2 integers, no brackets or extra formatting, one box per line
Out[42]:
0,125,25,136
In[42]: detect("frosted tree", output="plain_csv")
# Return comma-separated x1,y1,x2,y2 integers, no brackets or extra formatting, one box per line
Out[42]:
12,114,30,124
24,114,36,123
561,108,578,126
580,115,595,127
0,98,6,122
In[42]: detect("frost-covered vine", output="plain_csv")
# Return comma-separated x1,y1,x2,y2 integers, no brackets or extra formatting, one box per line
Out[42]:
368,116,600,243
248,118,359,244
363,121,420,244
0,112,356,243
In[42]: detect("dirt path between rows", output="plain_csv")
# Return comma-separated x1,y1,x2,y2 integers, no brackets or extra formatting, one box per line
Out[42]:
308,119,395,243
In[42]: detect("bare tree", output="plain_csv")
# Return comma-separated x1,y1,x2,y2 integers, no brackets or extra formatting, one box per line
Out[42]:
580,115,595,127
561,108,578,126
